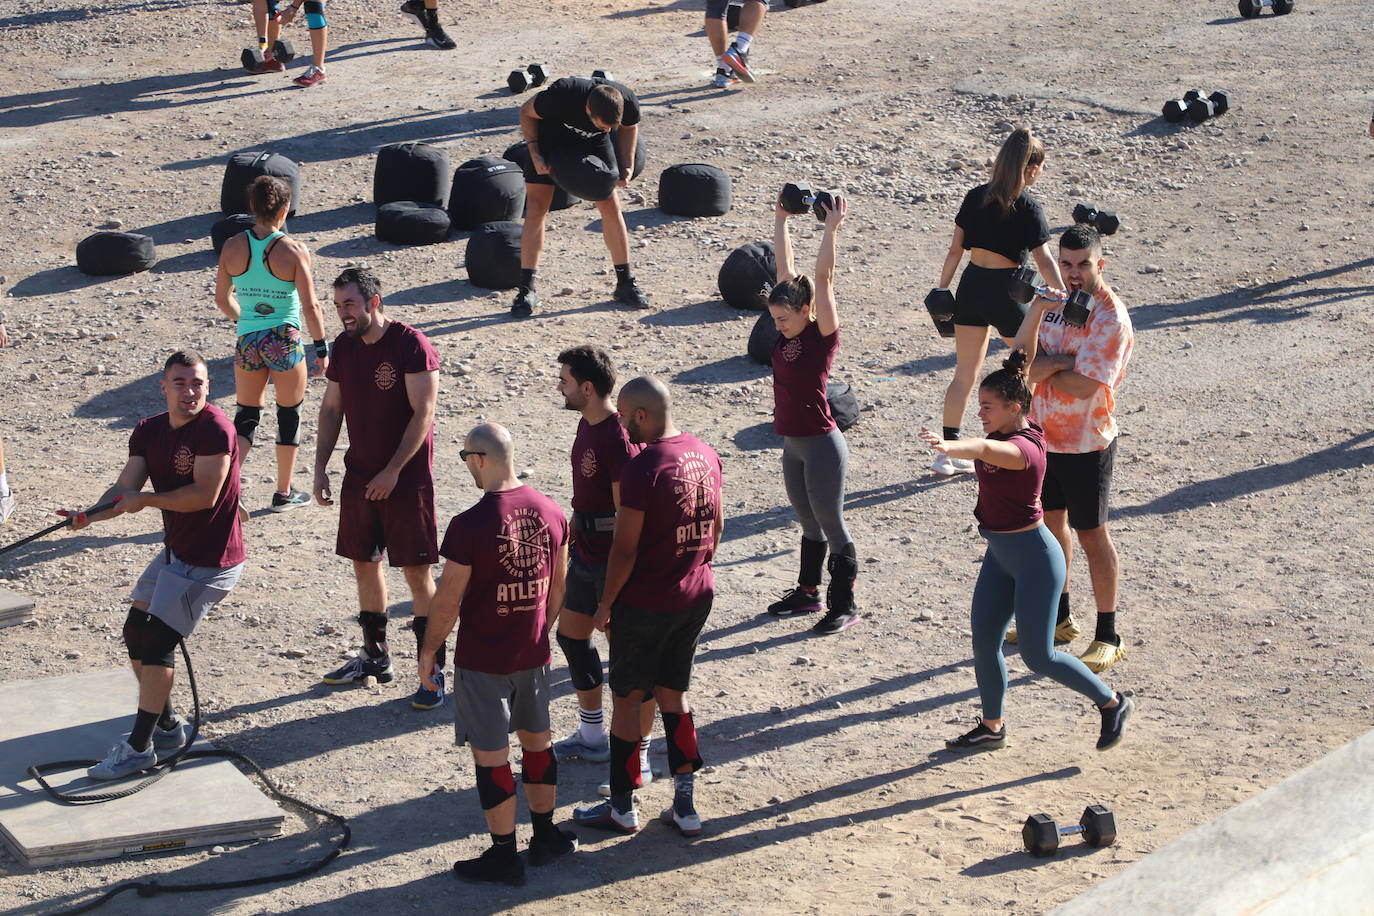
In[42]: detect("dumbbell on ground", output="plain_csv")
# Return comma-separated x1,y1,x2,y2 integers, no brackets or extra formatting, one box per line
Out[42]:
506,63,548,94
241,39,296,72
1023,805,1117,857
1008,267,1092,327
1071,203,1119,236
1239,0,1294,17
592,69,614,81
780,182,836,221
923,288,957,339
1162,89,1230,124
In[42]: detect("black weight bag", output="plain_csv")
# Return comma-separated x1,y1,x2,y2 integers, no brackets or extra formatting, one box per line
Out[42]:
502,141,577,212
748,311,780,365
448,157,526,230
220,151,301,218
376,201,451,246
545,130,647,202
827,379,860,432
718,240,776,310
659,163,731,217
76,231,157,275
374,142,451,209
211,214,258,254
464,221,523,289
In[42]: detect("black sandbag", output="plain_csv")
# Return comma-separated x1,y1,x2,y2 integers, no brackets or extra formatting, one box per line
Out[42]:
659,163,731,217
502,141,577,212
220,151,301,218
717,240,775,310
748,310,780,365
448,157,526,230
546,131,646,202
76,231,157,276
827,378,860,432
464,220,523,289
374,142,451,209
376,201,451,246
211,214,257,254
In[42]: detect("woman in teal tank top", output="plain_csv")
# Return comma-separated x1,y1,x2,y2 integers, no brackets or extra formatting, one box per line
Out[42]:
214,175,328,514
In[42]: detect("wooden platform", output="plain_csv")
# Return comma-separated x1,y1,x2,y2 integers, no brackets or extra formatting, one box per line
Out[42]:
0,587,35,629
0,669,283,867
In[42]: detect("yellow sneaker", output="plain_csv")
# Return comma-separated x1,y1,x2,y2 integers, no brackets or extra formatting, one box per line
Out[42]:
1079,637,1127,673
1004,614,1080,645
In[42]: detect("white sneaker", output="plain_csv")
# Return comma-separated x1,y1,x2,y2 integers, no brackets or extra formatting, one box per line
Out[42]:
0,492,15,524
931,453,975,476
88,740,157,780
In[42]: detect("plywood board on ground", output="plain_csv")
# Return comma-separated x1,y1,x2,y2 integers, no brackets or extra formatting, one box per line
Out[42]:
0,587,35,629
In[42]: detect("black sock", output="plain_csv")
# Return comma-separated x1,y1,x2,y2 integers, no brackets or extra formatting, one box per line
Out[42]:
943,427,960,441
610,791,633,815
490,831,516,854
422,6,439,26
158,699,179,731
531,809,557,839
360,611,388,658
129,708,160,752
1094,612,1117,643
1056,592,1071,624
614,263,632,284
519,268,537,293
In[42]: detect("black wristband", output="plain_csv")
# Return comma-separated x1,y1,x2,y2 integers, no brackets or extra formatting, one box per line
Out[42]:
314,338,328,358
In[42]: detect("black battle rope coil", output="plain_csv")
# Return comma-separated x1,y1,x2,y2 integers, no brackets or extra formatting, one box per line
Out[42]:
27,641,350,913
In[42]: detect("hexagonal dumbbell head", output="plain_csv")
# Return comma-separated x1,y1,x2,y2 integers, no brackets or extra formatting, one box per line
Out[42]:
1064,289,1093,327
507,69,532,93
780,181,816,215
1183,88,1205,103
1238,0,1262,15
810,189,836,222
527,63,547,87
1208,90,1231,116
1272,0,1294,13
1162,99,1188,123
1187,98,1215,123
1023,813,1060,857
272,39,296,64
592,69,614,81
1079,805,1118,848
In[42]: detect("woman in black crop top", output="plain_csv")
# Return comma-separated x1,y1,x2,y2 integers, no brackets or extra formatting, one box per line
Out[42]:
929,128,1064,477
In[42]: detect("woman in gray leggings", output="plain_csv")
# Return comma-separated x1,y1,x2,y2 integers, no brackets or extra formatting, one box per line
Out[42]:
764,192,858,636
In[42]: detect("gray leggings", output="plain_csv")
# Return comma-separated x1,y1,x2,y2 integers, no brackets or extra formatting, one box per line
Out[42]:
781,428,851,546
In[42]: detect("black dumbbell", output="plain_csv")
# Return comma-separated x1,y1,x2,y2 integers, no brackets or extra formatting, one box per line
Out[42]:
1007,267,1093,327
506,63,548,94
591,69,614,81
779,182,837,221
1239,0,1294,17
1023,805,1117,857
1188,89,1231,123
241,38,296,73
923,288,957,339
1071,203,1120,236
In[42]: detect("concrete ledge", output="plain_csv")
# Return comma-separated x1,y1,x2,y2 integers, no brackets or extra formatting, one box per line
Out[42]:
1058,729,1374,916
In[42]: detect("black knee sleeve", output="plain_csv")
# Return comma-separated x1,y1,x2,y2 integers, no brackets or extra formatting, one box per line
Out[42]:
412,615,445,669
234,404,262,445
276,400,302,447
556,633,604,692
661,710,703,774
475,763,517,810
358,610,388,654
122,607,180,668
303,0,326,29
521,747,557,786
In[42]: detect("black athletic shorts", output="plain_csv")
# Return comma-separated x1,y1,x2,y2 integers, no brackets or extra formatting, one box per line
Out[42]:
607,597,712,697
954,263,1026,339
1042,439,1117,531
563,556,606,616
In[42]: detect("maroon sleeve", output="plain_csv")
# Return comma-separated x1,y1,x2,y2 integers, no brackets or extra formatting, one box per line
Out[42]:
604,428,636,481
618,458,652,512
439,512,475,565
404,328,441,376
194,413,234,458
128,419,148,457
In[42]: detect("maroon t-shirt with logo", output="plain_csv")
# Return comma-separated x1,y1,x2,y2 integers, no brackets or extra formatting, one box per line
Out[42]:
128,403,244,568
616,433,722,613
974,422,1047,532
772,321,839,437
569,413,641,566
326,321,440,491
440,485,569,675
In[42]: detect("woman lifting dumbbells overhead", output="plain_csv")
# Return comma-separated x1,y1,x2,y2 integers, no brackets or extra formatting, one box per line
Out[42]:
764,190,860,636
930,127,1063,476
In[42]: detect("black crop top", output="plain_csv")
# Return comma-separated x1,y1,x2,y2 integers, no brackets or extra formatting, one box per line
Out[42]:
954,183,1051,264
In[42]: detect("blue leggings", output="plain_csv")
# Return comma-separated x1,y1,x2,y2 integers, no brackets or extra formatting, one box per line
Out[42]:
972,525,1113,719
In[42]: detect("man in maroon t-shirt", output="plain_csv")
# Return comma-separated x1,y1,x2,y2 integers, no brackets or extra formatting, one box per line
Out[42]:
64,350,244,780
313,267,443,710
419,423,574,886
572,376,723,838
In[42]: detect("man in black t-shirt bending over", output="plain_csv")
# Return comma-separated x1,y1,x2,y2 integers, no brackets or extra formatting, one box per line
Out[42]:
511,76,651,318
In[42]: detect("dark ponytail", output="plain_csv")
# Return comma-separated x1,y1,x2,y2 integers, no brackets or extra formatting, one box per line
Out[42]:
980,348,1032,414
768,274,815,312
248,175,291,220
984,128,1045,218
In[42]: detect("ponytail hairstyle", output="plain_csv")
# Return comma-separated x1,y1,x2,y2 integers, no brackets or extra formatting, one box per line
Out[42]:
984,128,1045,218
248,175,292,220
979,348,1033,415
768,275,815,317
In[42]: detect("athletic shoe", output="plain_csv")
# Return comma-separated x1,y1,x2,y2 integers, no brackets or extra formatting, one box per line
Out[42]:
259,54,286,73
1096,693,1134,751
399,0,424,25
1079,636,1127,673
151,715,190,751
573,799,640,834
661,803,702,837
931,453,975,476
528,828,578,866
944,719,1007,753
1006,613,1081,645
425,23,457,50
712,68,739,89
613,279,652,310
554,730,611,763
597,763,656,797
452,845,526,886
812,608,861,635
322,649,395,685
87,741,158,780
411,668,446,710
293,66,327,89
510,288,539,319
767,586,823,617
721,44,754,83
0,492,15,525
269,487,311,513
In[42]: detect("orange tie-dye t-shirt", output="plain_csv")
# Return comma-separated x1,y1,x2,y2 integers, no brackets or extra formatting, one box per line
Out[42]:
1028,286,1133,454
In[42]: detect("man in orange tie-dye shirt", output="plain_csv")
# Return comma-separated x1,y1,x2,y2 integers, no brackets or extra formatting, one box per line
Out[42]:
1022,224,1133,674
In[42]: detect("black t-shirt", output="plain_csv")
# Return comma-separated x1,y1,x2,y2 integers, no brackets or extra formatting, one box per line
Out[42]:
954,183,1051,264
533,76,641,146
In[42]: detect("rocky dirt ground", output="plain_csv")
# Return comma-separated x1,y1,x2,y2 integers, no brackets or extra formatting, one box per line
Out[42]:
1,0,1373,912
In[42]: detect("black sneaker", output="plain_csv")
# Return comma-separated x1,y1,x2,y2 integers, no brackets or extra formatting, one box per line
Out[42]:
425,22,456,50
812,608,861,635
269,487,311,513
613,279,652,309
528,828,578,866
321,649,395,685
399,0,424,25
945,719,1007,753
767,587,823,618
1096,693,1134,751
453,845,526,886
511,288,539,318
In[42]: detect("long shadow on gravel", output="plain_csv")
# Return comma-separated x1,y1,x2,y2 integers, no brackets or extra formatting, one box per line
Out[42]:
638,299,739,327
5,266,111,298
0,68,251,129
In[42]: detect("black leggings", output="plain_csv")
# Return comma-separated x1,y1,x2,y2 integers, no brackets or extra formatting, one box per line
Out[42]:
955,263,1026,339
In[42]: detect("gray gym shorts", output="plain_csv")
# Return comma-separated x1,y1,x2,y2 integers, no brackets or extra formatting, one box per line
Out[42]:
452,665,552,752
129,550,243,638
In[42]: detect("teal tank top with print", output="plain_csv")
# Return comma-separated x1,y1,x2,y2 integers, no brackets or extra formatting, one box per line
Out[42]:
233,230,303,336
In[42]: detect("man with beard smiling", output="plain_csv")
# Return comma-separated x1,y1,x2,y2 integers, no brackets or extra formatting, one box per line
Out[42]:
313,267,443,709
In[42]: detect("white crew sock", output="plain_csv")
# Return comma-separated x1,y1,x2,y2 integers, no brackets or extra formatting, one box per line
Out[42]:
734,31,753,53
578,707,605,742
